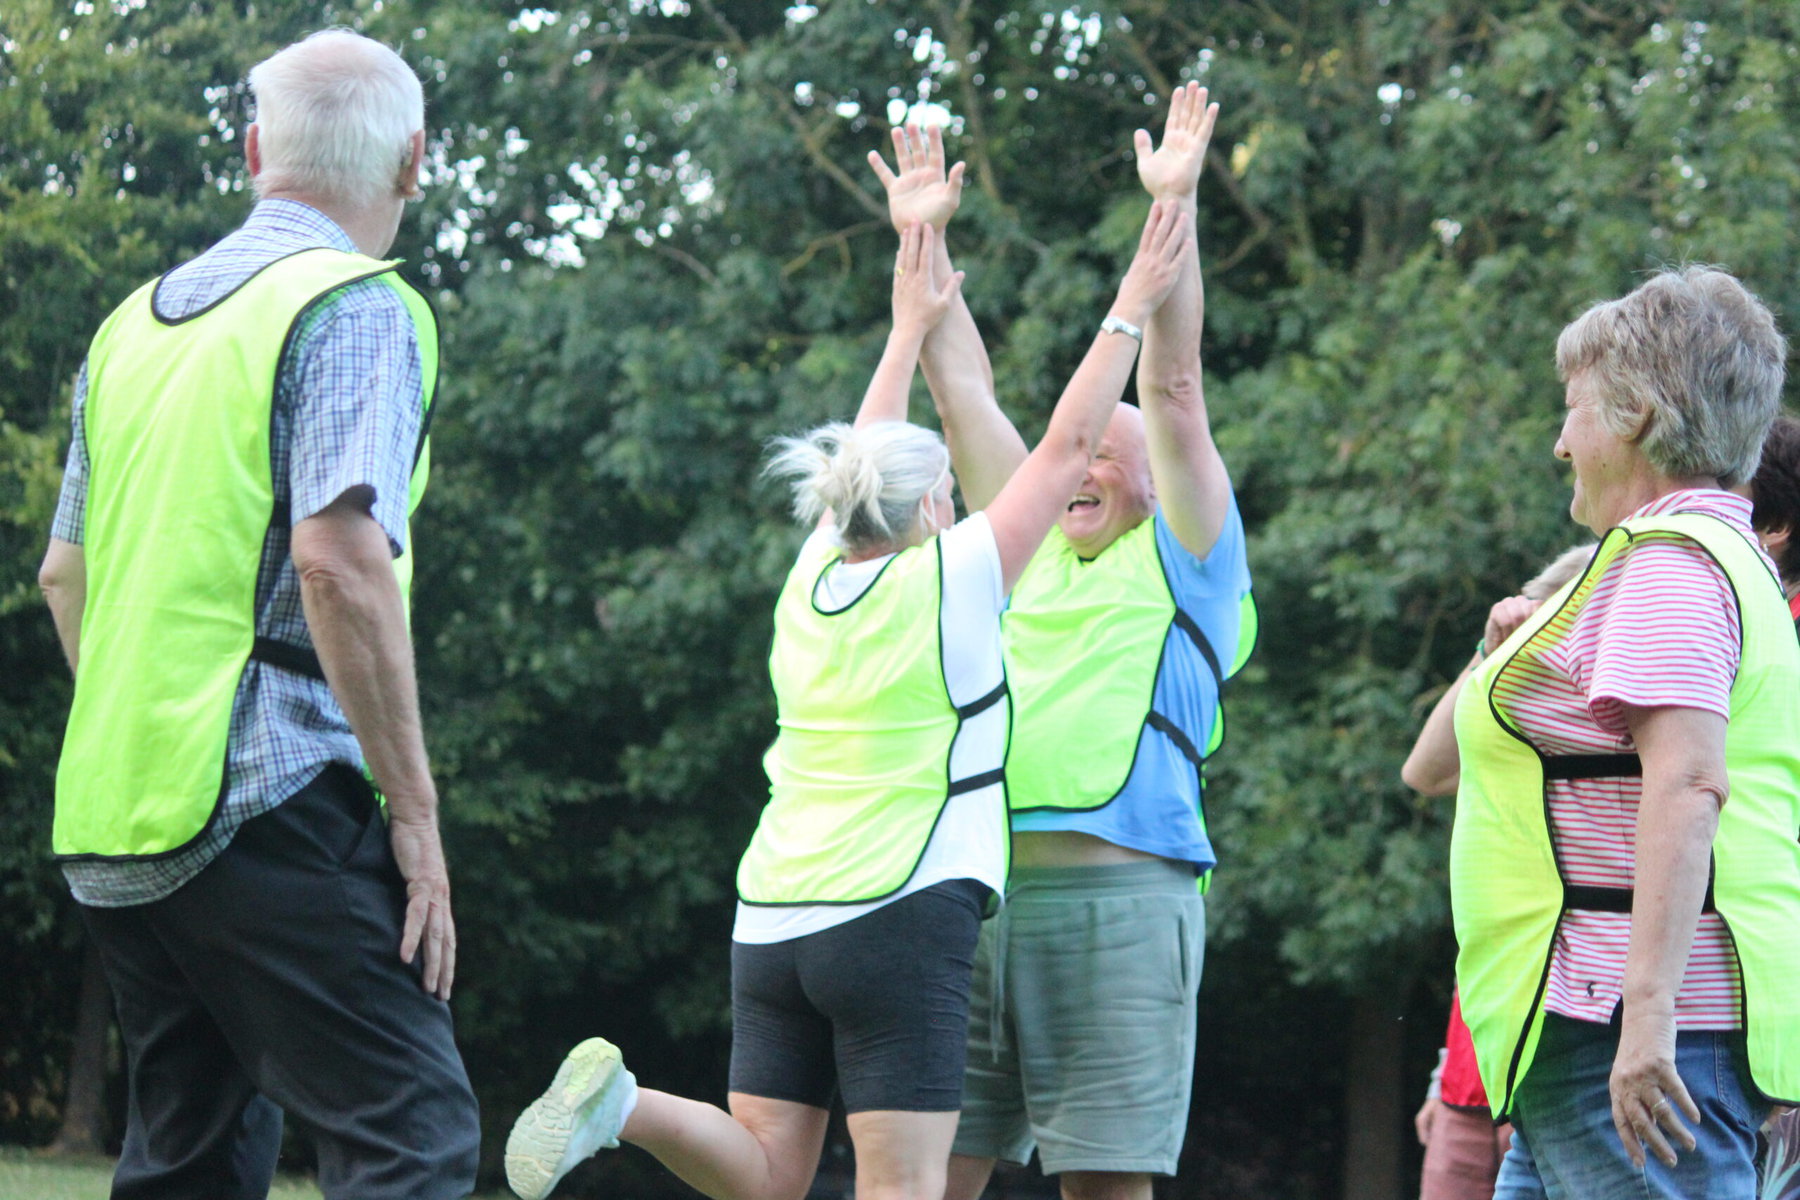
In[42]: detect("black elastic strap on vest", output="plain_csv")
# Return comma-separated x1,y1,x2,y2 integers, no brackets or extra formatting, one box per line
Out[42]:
250,637,326,682
1562,882,1716,915
1542,753,1642,780
947,768,1005,797
1147,711,1205,769
955,681,1008,720
1171,608,1224,688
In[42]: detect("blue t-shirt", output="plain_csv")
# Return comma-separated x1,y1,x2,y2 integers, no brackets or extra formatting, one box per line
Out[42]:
1010,497,1253,870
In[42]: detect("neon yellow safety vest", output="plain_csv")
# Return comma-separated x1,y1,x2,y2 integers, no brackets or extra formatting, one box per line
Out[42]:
1451,512,1800,1117
1003,520,1256,847
739,533,1010,905
53,248,438,860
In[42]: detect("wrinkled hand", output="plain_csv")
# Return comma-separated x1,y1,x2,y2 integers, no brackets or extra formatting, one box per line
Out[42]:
892,221,964,337
1482,594,1539,656
1610,1008,1699,1168
1134,82,1220,201
868,123,966,232
1112,199,1192,326
388,810,456,1001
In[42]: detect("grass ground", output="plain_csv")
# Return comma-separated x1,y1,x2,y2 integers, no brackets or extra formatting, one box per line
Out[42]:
0,1146,515,1199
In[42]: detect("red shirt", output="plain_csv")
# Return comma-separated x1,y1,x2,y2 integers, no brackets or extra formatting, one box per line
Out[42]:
1439,989,1488,1109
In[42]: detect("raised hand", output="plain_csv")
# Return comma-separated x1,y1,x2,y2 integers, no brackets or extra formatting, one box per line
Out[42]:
868,123,966,233
1111,200,1192,326
1482,594,1539,655
892,221,964,338
1134,81,1220,202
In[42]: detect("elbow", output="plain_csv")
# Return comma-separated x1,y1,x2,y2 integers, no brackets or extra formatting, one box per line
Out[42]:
1141,368,1203,411
39,546,80,608
291,520,385,605
1400,758,1457,797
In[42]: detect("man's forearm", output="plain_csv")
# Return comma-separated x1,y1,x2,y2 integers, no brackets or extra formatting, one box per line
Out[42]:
39,537,87,674
294,509,435,822
1139,190,1203,402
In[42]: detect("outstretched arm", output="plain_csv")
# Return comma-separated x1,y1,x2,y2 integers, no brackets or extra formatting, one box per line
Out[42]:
1134,82,1229,559
985,201,1189,591
852,220,963,431
1400,595,1538,795
868,124,1024,509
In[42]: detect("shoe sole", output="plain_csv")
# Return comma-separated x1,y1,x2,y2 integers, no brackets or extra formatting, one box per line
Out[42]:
505,1037,624,1200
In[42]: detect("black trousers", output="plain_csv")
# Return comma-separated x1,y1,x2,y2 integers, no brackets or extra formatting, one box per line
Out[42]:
78,765,480,1200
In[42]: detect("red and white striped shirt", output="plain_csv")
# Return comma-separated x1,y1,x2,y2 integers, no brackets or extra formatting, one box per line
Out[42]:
1490,489,1766,1030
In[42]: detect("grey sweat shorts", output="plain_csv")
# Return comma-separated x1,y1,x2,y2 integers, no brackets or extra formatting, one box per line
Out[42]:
952,859,1205,1176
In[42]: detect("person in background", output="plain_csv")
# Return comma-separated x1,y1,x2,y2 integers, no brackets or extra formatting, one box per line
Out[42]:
1402,543,1595,1200
37,29,478,1199
1449,267,1800,1200
503,199,1191,1200
872,86,1256,1200
1747,412,1800,1200
1750,413,1800,629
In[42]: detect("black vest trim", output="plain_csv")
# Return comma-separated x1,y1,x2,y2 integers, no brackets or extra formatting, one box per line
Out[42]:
1562,882,1716,915
955,681,1008,720
1171,607,1224,688
1541,753,1642,780
1146,710,1204,769
947,767,1006,797
249,637,326,682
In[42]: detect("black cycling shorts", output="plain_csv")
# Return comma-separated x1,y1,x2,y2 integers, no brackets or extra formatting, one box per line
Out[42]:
728,878,986,1114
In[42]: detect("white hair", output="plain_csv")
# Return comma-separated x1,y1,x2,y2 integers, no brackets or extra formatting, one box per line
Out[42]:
1556,266,1786,487
765,421,951,554
248,29,424,207
1521,543,1599,602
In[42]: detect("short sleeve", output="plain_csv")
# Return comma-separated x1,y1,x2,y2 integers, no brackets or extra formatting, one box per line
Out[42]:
50,363,91,545
285,281,423,555
1157,493,1250,608
937,512,1005,708
1557,535,1738,733
939,511,1004,620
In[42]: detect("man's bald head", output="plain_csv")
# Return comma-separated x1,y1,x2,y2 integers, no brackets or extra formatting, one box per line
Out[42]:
1059,404,1157,558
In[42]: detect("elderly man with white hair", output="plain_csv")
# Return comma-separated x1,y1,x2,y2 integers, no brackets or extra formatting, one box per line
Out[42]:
37,29,479,1199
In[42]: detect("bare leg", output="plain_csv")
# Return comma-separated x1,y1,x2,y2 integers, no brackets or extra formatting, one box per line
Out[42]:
846,1110,961,1200
1059,1170,1154,1200
621,1089,829,1200
943,1152,998,1200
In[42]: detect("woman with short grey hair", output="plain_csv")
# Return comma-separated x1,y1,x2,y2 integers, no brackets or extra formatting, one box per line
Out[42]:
1450,266,1800,1200
509,205,1192,1200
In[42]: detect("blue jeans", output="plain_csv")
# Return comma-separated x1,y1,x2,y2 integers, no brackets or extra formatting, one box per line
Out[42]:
1493,1013,1762,1200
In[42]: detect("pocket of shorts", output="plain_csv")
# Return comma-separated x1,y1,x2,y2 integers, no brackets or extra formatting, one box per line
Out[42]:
1177,900,1205,996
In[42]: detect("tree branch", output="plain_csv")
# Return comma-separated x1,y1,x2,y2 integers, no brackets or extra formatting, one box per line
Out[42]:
780,219,884,278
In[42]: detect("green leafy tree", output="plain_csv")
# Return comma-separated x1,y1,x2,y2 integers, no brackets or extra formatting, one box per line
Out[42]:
8,2,1800,1197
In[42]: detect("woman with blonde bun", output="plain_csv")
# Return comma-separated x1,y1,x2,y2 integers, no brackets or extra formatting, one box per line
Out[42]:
508,205,1191,1200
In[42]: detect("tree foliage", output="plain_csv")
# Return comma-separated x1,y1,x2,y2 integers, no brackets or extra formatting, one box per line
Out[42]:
5,1,1800,1194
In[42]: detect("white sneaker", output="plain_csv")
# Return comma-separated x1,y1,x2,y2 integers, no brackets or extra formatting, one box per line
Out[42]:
505,1037,639,1200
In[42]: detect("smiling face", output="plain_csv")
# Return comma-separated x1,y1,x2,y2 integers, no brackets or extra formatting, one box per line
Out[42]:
1555,370,1647,533
1060,406,1156,558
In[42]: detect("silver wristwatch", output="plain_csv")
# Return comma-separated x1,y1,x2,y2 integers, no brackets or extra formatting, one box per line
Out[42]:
1099,314,1143,341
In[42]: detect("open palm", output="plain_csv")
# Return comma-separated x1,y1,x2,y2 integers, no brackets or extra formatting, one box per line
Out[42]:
868,123,965,232
1135,82,1220,200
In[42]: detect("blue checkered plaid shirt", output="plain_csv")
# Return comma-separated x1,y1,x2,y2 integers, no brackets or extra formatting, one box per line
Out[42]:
54,200,425,906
